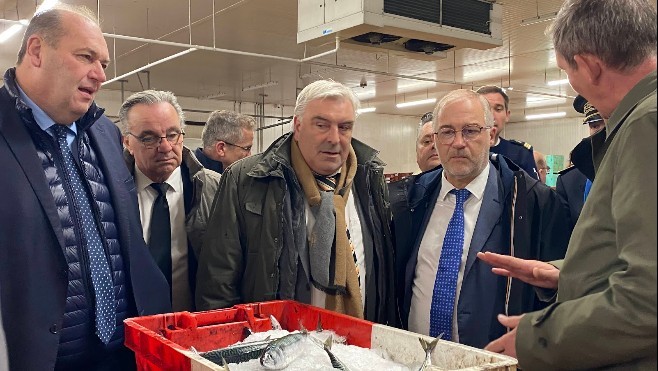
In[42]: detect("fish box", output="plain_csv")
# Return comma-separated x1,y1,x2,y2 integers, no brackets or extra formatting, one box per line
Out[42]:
124,300,517,370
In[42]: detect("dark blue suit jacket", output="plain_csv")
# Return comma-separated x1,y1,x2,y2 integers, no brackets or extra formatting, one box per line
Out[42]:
555,166,588,231
390,155,570,348
0,78,171,370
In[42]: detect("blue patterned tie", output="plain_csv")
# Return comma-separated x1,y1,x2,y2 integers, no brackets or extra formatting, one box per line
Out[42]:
429,188,470,340
53,125,116,344
583,178,593,202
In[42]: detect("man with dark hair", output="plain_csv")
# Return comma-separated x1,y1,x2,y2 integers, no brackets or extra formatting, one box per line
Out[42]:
195,110,255,173
476,85,539,179
479,0,656,369
416,111,441,172
0,5,170,370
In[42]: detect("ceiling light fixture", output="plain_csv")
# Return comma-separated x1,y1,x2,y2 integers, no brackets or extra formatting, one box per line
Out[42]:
547,79,570,86
0,24,24,43
242,81,279,92
201,92,227,100
520,11,557,26
525,111,566,120
396,98,436,108
357,107,376,114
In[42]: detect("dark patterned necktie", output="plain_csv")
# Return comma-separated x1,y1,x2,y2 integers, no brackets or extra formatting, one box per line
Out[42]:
429,188,470,340
314,173,360,287
53,125,116,344
149,183,172,290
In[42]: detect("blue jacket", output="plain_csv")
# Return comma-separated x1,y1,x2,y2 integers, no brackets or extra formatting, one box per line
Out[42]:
0,68,171,370
390,154,570,348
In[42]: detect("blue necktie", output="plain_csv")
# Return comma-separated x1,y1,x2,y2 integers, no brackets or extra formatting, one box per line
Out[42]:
53,125,116,344
583,178,593,202
429,188,470,340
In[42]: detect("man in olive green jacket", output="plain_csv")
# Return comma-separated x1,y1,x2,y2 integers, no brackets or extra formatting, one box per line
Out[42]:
478,0,657,370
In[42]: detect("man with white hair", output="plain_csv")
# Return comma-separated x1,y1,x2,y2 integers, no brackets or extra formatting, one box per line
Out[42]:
391,89,570,348
197,80,396,325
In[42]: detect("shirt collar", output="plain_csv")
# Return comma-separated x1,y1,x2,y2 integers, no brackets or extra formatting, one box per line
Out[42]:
16,83,77,135
134,164,183,193
439,161,490,201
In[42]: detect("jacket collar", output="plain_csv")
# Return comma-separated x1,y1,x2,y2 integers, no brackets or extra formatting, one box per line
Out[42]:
3,68,105,132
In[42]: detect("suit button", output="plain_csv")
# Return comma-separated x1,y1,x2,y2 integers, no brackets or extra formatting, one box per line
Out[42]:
538,337,547,348
49,324,58,334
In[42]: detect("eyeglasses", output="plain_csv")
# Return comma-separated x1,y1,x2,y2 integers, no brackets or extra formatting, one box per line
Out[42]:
127,131,185,149
223,141,252,152
434,125,491,144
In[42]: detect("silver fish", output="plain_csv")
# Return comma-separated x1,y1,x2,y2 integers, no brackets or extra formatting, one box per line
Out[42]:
270,314,283,330
321,335,352,371
201,336,271,365
417,335,441,371
260,331,308,369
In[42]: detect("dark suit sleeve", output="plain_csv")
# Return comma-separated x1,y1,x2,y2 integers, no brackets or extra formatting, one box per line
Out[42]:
554,174,574,232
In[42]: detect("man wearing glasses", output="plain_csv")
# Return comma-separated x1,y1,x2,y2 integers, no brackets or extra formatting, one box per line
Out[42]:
194,110,255,174
120,90,220,311
391,89,570,348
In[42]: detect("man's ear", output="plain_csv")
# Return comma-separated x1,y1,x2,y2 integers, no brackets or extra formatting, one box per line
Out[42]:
489,126,498,146
292,116,301,141
123,135,133,155
214,141,226,157
25,35,44,67
574,54,603,85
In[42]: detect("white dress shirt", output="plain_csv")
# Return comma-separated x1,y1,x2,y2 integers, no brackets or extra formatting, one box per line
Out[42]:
135,166,193,311
409,163,490,340
307,186,366,309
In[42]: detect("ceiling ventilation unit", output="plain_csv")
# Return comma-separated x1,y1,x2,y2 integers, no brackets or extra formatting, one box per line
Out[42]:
298,0,502,59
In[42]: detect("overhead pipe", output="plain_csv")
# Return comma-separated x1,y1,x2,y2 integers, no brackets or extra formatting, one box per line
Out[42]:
103,47,197,85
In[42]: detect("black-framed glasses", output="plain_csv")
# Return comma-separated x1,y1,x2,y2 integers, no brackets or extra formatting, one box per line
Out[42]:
127,131,185,149
223,141,252,152
434,125,491,144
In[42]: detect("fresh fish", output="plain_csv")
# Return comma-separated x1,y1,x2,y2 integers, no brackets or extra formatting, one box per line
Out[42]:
321,335,352,371
260,331,308,369
201,336,271,365
417,335,441,371
270,314,283,330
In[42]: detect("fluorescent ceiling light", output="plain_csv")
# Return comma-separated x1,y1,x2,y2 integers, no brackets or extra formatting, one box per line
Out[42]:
525,112,566,120
201,92,227,100
0,24,24,43
396,98,436,108
242,81,278,92
520,11,558,26
36,0,59,13
357,107,376,114
547,79,570,86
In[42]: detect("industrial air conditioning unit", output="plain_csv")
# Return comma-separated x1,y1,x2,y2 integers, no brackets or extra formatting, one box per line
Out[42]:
298,0,502,60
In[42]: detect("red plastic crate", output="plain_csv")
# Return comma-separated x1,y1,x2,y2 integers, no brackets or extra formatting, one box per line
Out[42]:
124,300,375,371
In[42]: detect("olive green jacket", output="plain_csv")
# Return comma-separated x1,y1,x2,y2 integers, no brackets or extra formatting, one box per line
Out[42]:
517,71,657,370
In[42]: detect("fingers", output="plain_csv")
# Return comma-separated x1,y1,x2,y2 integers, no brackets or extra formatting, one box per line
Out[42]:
497,314,523,328
484,336,505,353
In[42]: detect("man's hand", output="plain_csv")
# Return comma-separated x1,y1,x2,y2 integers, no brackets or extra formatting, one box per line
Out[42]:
477,252,559,289
484,314,523,358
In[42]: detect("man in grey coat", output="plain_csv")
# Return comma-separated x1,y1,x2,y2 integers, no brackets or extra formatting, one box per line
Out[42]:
479,0,657,369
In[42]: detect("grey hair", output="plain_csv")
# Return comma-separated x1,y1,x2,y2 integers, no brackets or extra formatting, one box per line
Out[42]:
293,79,360,119
118,90,186,133
202,110,256,148
17,4,100,64
432,89,494,133
549,0,657,72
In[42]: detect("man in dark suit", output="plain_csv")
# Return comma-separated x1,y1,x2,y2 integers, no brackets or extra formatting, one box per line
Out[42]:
391,89,570,348
555,95,605,230
0,5,170,370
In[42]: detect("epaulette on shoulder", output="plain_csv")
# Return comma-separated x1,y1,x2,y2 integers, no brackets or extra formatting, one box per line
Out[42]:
509,139,533,150
558,166,576,176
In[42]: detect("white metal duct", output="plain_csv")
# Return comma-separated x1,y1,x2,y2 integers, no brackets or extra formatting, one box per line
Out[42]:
298,0,502,59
